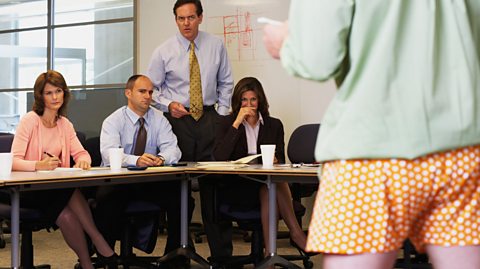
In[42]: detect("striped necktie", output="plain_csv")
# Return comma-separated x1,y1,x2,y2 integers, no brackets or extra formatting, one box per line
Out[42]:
189,41,203,121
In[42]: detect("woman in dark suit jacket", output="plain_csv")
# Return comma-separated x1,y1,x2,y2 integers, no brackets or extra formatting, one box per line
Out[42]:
213,77,307,255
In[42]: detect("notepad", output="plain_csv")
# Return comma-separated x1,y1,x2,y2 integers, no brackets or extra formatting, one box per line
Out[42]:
195,163,249,170
231,154,262,164
196,154,261,166
89,167,111,171
38,167,83,173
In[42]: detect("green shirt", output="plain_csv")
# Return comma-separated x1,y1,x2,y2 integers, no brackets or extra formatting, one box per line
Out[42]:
281,0,480,161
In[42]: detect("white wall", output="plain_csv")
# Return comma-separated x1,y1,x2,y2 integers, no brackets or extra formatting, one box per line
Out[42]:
137,0,336,152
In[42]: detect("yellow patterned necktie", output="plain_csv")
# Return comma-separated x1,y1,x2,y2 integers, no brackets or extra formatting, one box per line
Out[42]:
189,41,203,121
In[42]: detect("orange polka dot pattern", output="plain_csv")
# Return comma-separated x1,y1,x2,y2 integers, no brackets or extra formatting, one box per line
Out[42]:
189,41,203,121
306,146,480,254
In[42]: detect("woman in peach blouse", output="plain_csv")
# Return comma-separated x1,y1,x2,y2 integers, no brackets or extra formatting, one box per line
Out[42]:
9,70,116,269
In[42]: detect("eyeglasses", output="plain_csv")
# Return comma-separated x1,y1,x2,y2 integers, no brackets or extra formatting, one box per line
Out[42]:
176,15,198,23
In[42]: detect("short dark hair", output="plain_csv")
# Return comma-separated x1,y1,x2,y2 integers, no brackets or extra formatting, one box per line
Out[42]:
173,0,203,17
125,74,148,90
32,70,70,118
231,77,270,118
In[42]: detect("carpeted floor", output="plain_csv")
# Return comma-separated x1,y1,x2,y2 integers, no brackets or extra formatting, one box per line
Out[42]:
0,227,323,269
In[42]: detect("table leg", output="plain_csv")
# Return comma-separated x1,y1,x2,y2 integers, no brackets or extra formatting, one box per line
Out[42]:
158,174,210,268
180,178,188,247
268,178,277,256
11,188,20,269
255,176,302,269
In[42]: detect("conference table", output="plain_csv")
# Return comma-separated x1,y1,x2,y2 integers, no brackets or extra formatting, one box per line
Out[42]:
187,164,319,269
0,164,319,269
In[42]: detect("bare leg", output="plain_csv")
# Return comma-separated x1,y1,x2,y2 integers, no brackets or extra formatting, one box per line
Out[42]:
66,189,114,257
259,183,308,253
275,182,306,250
426,245,480,269
56,207,94,269
323,252,397,269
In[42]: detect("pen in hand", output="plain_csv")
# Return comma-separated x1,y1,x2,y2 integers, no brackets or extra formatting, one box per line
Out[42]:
39,151,61,170
44,151,61,164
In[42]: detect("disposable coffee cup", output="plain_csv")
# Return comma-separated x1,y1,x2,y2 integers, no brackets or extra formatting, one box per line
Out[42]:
109,148,124,171
0,152,13,177
260,145,276,168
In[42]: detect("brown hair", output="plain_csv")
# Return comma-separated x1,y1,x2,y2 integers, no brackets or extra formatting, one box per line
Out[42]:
125,74,148,90
231,77,269,118
173,0,203,17
32,70,70,118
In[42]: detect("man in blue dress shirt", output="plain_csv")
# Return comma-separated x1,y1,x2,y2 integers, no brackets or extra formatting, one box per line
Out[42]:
96,75,184,261
147,0,234,262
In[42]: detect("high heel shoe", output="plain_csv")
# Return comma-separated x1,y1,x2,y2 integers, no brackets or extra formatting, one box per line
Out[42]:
96,252,119,269
290,239,318,257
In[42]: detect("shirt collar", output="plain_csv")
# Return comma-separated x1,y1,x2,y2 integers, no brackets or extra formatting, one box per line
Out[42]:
242,112,264,127
258,113,264,125
176,31,203,52
125,106,151,126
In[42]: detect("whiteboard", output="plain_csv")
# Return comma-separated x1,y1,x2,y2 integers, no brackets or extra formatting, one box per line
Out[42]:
138,0,336,148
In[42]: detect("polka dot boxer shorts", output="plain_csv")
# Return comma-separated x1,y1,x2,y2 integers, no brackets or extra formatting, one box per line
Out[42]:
306,145,480,254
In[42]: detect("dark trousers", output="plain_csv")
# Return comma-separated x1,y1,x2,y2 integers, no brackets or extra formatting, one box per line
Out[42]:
165,110,233,258
94,181,193,254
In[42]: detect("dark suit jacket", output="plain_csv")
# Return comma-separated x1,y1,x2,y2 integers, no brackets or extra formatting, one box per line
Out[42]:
212,114,285,208
213,114,285,163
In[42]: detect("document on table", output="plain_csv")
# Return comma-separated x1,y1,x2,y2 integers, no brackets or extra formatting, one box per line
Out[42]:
89,167,111,171
38,167,83,173
231,154,262,164
196,154,261,169
146,166,182,171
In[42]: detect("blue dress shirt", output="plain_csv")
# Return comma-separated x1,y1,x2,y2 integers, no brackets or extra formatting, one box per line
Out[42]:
100,106,182,166
147,31,234,115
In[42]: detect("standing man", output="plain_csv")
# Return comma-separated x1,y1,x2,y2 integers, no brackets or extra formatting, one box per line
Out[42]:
263,1,480,269
147,0,234,263
96,75,183,267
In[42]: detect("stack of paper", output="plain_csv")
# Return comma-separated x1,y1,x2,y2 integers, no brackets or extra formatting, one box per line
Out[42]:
196,154,261,169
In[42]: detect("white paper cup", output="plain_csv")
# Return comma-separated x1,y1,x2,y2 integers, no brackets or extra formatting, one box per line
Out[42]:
109,148,124,171
0,152,13,177
260,145,276,168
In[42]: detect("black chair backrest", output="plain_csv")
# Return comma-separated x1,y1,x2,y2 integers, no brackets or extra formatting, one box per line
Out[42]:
287,124,320,164
84,136,101,166
76,131,86,147
0,134,14,153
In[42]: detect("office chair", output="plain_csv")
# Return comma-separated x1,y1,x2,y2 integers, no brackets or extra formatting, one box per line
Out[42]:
76,131,86,146
286,123,320,239
211,182,314,269
286,123,321,196
0,133,12,250
0,133,51,269
83,136,162,269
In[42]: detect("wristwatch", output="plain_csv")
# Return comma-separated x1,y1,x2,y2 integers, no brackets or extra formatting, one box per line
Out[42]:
158,155,166,165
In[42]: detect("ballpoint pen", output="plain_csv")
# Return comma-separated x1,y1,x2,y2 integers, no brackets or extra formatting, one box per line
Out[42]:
43,151,54,157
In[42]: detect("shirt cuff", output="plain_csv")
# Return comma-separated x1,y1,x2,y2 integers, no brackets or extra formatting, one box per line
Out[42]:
217,106,229,116
125,155,140,167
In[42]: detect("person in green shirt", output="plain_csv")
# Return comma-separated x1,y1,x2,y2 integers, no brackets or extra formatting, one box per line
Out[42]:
262,1,480,269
